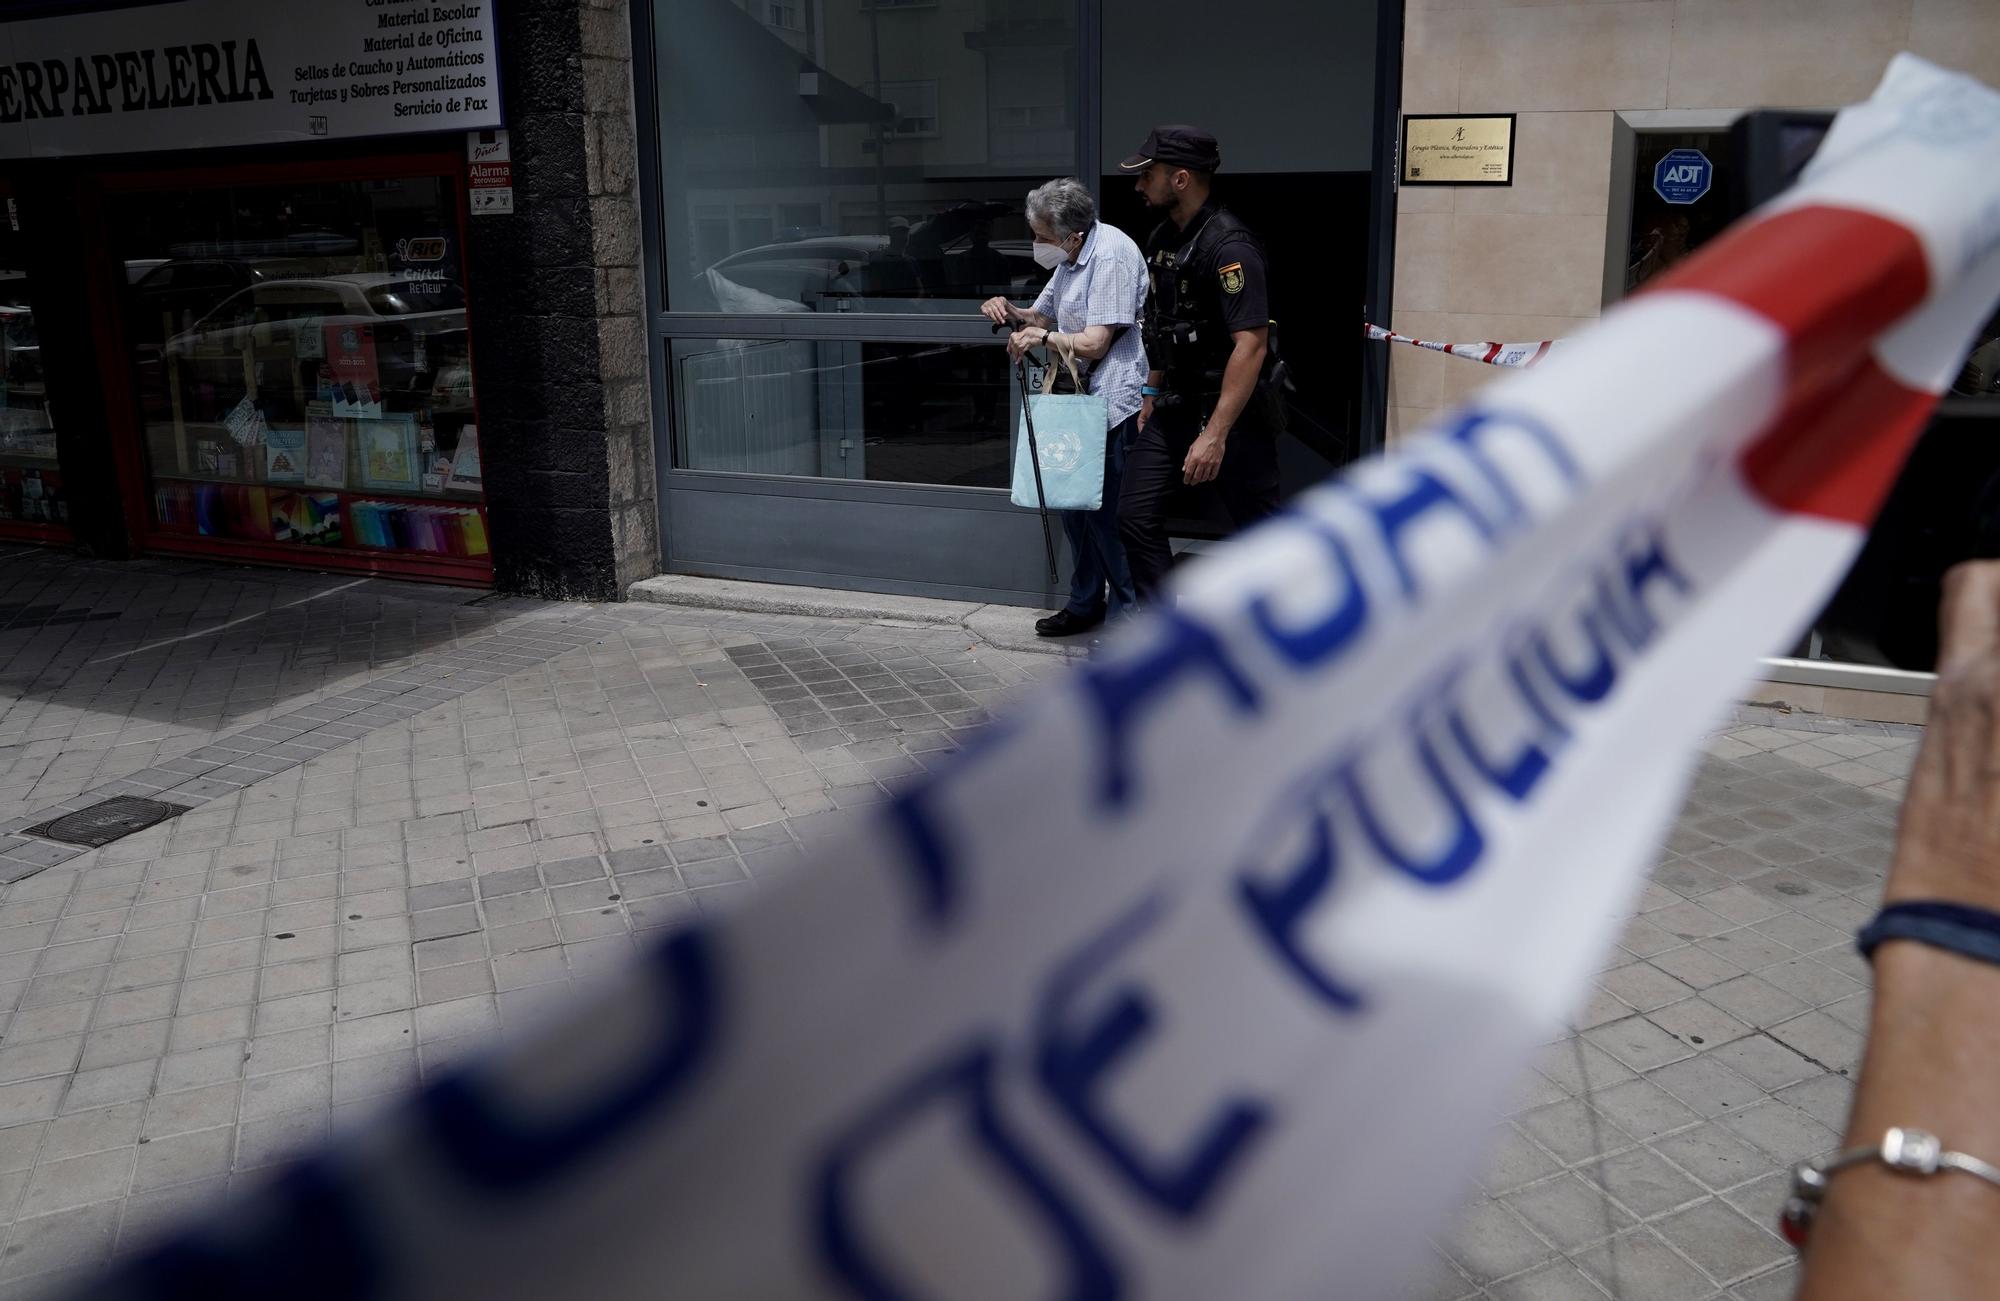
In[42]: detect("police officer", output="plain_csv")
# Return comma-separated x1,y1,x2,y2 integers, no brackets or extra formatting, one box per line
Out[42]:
1116,125,1283,604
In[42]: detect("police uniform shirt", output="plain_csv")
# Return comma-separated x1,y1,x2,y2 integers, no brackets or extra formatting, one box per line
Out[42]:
1147,200,1269,376
1207,227,1268,339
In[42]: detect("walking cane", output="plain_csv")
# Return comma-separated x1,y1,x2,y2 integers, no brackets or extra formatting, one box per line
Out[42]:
996,322,1060,583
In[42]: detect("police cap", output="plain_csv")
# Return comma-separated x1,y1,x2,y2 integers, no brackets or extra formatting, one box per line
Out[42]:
1118,125,1221,173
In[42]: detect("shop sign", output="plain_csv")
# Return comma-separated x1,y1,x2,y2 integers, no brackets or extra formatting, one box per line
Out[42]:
1653,148,1714,205
466,128,512,215
0,0,502,159
1400,114,1515,185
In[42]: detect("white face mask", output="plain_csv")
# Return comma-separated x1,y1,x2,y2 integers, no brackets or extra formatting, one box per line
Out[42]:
1032,240,1068,271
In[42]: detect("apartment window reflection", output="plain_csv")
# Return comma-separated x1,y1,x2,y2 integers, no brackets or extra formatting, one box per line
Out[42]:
657,0,1079,314
878,81,940,138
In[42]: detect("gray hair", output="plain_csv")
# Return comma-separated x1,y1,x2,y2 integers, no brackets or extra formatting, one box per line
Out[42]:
1025,177,1096,241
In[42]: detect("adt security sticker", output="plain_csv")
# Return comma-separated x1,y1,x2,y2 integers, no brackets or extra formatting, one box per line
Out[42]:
1654,148,1714,205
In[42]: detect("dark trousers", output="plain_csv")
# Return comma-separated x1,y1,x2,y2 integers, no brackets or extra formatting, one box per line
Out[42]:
1060,414,1139,619
1117,396,1280,604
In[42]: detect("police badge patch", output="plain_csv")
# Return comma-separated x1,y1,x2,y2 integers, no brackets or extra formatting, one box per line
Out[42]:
1219,262,1245,295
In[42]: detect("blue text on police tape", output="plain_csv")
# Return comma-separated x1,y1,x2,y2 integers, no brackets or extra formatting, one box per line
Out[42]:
815,411,1692,1297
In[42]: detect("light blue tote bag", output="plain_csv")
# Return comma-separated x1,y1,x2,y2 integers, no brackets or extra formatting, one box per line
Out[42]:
1011,339,1108,511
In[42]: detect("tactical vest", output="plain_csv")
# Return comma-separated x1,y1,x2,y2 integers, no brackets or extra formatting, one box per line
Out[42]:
1141,205,1267,389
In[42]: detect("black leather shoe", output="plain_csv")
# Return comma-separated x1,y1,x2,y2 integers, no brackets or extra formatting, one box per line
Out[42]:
1035,607,1105,637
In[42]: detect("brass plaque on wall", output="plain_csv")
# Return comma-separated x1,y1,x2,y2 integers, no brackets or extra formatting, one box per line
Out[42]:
1401,115,1516,185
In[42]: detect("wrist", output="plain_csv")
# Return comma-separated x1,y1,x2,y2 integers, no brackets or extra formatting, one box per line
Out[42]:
1844,939,2000,1160
1864,937,2000,1096
1872,928,2000,994
1883,827,2000,913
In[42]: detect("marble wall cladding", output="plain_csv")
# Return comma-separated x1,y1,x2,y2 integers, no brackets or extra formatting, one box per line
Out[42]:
1666,0,1914,109
1386,0,1964,441
1907,0,2000,89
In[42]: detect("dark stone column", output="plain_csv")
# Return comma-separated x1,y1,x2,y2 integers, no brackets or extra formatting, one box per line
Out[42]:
468,0,656,600
25,177,130,560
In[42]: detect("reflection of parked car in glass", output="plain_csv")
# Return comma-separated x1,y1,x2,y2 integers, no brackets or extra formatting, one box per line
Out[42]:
702,237,888,310
0,273,52,464
1952,307,2000,397
698,205,1042,311
128,260,278,422
163,274,468,400
0,273,41,400
430,359,476,419
0,305,42,398
130,259,271,338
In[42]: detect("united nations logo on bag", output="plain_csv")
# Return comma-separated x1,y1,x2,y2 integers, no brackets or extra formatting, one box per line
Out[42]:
1011,397,1109,511
1039,427,1085,473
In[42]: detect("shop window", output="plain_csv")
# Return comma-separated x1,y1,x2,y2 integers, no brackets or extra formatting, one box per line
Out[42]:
0,207,63,539
109,172,488,575
669,336,1011,488
656,0,1077,315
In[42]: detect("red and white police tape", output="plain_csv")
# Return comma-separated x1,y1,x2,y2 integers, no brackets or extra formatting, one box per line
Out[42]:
1365,321,1568,367
70,54,2000,1301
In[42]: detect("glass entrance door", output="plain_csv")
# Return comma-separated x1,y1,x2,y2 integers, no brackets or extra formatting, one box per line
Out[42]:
643,0,1387,602
648,0,1082,604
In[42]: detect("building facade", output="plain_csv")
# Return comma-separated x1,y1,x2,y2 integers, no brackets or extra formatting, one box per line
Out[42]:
2,0,1995,717
0,0,656,601
0,0,1395,607
1384,0,2000,717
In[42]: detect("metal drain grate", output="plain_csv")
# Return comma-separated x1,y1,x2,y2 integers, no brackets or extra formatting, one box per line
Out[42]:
24,797,192,849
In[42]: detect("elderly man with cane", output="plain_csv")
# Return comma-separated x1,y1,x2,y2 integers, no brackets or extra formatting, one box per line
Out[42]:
981,177,1148,638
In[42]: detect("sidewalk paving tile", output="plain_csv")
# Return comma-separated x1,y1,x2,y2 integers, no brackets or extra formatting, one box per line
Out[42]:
0,547,1921,1296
